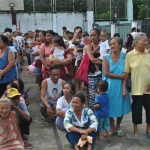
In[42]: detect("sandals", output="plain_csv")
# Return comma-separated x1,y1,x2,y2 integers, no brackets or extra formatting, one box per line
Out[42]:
116,130,124,137
132,134,139,141
145,133,150,138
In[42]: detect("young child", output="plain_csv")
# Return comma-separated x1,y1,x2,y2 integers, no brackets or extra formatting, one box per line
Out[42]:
99,30,110,60
94,80,111,140
52,36,71,76
84,36,102,76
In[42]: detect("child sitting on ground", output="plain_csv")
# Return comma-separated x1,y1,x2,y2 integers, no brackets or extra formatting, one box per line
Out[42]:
52,36,71,76
84,36,102,76
94,80,111,140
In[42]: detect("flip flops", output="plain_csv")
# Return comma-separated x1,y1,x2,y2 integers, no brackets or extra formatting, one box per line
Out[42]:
132,134,139,141
145,133,150,138
116,130,124,137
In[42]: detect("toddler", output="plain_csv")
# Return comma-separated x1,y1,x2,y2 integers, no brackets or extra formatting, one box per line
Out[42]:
94,80,111,140
84,36,102,76
52,36,71,76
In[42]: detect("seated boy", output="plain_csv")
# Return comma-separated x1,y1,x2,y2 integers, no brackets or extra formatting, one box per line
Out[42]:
7,88,33,147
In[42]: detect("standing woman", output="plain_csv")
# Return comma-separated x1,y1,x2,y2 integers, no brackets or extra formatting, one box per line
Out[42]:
39,30,54,79
124,33,150,140
86,28,102,109
0,35,16,97
103,37,131,136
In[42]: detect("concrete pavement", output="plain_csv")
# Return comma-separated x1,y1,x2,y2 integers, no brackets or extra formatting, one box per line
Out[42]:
21,57,150,150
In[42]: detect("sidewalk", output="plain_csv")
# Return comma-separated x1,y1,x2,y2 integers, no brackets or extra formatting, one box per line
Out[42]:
21,58,150,150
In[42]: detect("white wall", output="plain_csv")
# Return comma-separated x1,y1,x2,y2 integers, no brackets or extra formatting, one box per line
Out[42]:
0,12,85,34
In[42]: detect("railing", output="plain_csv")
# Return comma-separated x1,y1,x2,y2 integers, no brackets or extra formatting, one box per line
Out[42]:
94,0,127,21
24,0,87,13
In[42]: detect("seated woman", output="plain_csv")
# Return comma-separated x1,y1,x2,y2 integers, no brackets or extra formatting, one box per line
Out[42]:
0,98,24,150
56,82,75,130
64,93,98,150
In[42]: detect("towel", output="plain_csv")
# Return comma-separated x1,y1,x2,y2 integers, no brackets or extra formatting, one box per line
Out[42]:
77,136,93,147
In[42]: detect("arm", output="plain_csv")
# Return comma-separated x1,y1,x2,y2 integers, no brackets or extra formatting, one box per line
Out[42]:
63,110,88,134
72,29,81,44
50,53,72,66
86,44,98,63
0,50,15,76
93,103,100,110
56,109,66,118
40,80,53,116
87,109,98,133
12,111,21,134
13,103,30,121
39,47,48,69
103,56,125,79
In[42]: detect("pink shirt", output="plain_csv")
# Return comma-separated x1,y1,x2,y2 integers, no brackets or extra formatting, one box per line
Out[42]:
40,43,52,67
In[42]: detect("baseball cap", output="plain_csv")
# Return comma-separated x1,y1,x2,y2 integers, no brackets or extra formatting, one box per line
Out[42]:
7,88,21,98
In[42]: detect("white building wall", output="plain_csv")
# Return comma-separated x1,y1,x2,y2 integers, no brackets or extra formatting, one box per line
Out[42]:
0,12,85,34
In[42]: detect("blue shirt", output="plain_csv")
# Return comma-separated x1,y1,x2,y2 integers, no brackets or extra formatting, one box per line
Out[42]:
15,102,30,122
94,94,109,118
0,48,17,84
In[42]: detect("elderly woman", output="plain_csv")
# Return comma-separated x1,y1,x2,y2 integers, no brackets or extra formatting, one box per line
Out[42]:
0,98,24,149
103,37,131,137
56,82,75,130
124,33,150,140
0,35,17,97
64,93,97,150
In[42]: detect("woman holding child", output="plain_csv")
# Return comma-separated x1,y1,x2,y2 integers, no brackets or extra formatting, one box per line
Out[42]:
103,37,131,136
86,28,102,109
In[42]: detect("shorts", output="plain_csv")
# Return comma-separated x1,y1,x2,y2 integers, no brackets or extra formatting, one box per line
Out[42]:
35,67,41,75
96,117,110,132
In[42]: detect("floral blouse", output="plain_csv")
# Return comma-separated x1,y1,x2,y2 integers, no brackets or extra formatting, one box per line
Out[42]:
64,107,98,132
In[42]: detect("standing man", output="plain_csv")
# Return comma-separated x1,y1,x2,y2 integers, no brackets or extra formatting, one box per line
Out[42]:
62,26,67,36
40,65,66,121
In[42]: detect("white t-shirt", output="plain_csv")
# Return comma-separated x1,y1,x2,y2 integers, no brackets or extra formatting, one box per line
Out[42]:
99,40,110,60
32,45,40,60
53,47,65,60
56,96,72,110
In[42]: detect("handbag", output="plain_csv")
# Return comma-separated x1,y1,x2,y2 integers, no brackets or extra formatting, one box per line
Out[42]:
75,54,90,83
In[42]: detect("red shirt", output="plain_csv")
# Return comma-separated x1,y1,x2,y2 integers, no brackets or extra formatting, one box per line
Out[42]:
51,50,73,81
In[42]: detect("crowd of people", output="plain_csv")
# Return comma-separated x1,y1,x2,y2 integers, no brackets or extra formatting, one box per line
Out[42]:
0,26,150,150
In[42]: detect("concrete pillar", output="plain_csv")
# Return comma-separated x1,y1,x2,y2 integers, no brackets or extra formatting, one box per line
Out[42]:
131,20,138,28
111,23,119,37
127,0,133,22
52,13,57,32
86,0,94,33
87,11,94,33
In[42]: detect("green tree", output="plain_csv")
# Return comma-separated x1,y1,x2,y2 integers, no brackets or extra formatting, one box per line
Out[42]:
133,0,150,20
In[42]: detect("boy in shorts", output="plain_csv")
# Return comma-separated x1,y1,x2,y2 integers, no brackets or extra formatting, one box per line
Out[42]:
94,80,111,140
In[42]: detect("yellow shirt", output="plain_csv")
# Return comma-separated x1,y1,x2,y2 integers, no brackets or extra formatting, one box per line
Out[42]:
124,48,150,95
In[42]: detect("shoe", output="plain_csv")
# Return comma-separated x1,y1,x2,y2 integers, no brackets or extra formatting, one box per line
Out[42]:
145,133,150,138
93,70,101,76
66,72,71,76
132,134,139,141
116,130,124,137
22,134,28,143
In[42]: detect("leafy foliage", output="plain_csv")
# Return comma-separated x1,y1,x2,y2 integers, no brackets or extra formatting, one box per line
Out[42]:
133,0,150,20
24,0,87,12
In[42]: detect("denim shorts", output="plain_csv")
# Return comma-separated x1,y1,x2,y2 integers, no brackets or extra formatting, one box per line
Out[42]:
35,67,41,75
96,117,110,131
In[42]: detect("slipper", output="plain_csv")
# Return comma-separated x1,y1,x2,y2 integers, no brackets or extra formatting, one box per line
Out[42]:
104,131,116,138
116,130,124,137
145,133,150,138
132,134,139,141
